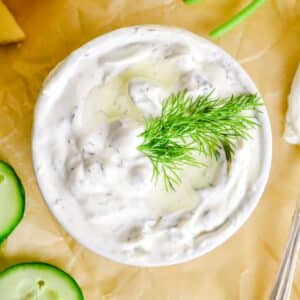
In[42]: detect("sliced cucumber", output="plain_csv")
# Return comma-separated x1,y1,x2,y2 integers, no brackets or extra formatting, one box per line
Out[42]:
0,262,84,299
0,160,25,243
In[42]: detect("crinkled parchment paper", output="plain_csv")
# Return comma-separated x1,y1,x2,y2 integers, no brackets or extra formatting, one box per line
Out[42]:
0,0,300,299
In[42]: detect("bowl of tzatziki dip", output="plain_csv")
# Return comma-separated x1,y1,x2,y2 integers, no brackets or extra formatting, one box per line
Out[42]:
32,25,272,266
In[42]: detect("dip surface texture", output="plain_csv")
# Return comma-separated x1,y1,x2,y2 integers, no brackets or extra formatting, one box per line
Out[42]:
33,26,271,266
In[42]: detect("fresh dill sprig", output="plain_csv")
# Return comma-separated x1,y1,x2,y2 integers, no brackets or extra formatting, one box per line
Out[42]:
137,91,262,191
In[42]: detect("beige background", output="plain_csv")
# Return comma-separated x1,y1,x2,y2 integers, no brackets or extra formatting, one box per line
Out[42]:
0,0,300,299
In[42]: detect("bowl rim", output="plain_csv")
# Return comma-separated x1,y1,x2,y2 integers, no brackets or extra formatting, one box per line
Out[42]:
32,25,272,267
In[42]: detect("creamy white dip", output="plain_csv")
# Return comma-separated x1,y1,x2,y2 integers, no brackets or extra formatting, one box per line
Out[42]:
33,26,272,266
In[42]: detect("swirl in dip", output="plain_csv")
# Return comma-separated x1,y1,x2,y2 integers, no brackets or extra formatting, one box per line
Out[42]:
33,26,271,266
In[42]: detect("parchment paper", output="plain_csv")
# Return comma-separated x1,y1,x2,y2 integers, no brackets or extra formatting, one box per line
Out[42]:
0,0,300,299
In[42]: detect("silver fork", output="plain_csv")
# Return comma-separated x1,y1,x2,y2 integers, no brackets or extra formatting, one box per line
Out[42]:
270,200,300,300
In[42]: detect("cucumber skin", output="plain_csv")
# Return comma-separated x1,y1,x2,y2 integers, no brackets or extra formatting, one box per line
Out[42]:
0,161,25,242
0,262,84,300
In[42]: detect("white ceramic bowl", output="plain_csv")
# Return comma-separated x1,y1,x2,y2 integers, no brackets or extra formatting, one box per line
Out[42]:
32,26,272,267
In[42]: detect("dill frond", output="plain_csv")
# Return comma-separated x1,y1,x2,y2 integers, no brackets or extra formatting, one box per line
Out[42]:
138,91,262,191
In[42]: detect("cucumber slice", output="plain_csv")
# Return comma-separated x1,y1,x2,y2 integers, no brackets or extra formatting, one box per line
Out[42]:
0,160,25,243
0,262,84,299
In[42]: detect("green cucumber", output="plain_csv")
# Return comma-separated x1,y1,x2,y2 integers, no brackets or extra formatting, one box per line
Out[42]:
0,160,25,243
0,262,84,299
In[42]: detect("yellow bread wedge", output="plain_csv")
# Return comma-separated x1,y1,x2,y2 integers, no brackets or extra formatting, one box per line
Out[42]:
0,1,25,44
